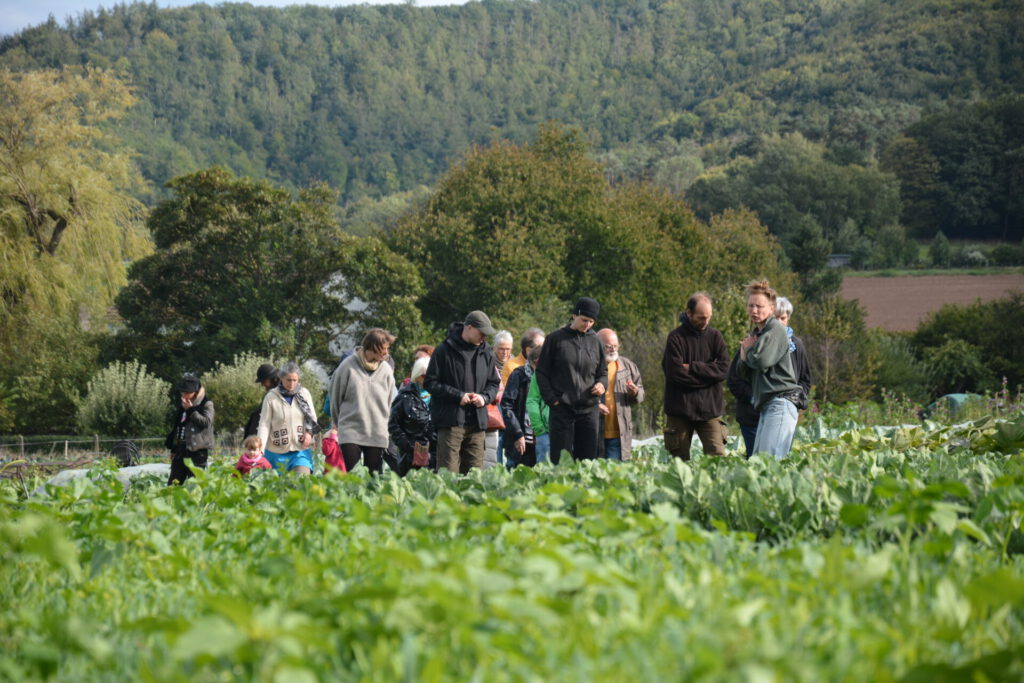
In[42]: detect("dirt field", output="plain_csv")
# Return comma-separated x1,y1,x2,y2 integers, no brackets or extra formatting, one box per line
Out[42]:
841,274,1024,331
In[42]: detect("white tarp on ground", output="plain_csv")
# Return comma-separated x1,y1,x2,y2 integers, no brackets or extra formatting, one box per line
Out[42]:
33,463,171,496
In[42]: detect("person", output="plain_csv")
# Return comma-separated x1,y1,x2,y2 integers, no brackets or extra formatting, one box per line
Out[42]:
244,363,279,438
388,355,437,476
235,435,272,476
596,328,645,461
321,428,347,474
726,349,760,458
524,345,550,465
662,292,730,460
257,362,319,475
728,294,814,458
492,330,514,379
425,310,501,474
423,311,499,475
738,280,803,459
329,328,397,474
401,345,435,386
165,375,215,485
501,342,543,468
501,327,545,386
536,297,607,463
775,296,813,406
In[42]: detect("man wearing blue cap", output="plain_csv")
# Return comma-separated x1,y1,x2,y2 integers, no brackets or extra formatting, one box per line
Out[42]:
535,297,608,463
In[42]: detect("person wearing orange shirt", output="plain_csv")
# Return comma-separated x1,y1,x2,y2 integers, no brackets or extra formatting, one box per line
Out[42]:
596,328,645,461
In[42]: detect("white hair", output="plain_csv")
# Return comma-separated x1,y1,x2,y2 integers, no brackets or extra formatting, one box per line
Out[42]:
278,362,301,379
410,356,431,382
493,330,513,346
776,297,794,317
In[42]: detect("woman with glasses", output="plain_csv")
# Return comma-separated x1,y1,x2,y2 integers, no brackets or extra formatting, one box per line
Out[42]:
328,328,397,474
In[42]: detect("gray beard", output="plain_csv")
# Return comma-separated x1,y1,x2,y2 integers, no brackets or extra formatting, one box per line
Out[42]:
606,352,619,362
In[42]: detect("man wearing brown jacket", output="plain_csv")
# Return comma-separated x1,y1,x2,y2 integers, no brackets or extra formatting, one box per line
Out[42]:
662,292,730,459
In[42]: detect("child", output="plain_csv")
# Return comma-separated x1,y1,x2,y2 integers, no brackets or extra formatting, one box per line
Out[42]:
322,428,348,474
235,435,272,476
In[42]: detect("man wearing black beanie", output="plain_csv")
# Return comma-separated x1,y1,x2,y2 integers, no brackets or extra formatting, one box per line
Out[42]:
535,297,608,463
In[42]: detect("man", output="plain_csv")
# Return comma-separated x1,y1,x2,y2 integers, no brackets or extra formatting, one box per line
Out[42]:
424,310,501,474
596,328,645,461
662,292,730,459
501,327,545,385
536,297,607,463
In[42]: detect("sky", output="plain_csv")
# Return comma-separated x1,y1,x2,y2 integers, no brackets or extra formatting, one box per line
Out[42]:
0,0,468,38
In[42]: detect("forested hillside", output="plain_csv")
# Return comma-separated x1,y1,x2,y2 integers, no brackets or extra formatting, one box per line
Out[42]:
2,0,1021,215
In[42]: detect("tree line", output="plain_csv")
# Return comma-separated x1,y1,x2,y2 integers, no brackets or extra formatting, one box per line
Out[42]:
0,0,1021,248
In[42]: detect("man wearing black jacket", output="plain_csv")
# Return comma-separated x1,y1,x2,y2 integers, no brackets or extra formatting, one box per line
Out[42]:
662,292,730,459
536,297,608,463
424,310,501,474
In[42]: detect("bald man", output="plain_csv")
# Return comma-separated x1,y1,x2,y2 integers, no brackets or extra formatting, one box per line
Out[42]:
661,292,730,459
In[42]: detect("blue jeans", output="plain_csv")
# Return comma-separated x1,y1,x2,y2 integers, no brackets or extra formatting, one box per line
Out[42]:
752,397,797,459
604,437,622,461
534,433,550,465
740,424,758,458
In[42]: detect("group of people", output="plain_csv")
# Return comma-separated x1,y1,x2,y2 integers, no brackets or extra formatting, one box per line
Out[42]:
165,280,811,484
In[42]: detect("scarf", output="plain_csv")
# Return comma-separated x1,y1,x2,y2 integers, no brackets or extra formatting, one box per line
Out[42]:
278,383,319,434
786,325,796,354
356,347,382,373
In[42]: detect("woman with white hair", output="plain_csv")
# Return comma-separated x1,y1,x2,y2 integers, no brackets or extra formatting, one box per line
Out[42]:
257,362,319,475
388,355,437,475
774,296,813,407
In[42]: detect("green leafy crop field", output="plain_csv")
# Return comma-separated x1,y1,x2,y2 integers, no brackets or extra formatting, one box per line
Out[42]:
3,416,1024,681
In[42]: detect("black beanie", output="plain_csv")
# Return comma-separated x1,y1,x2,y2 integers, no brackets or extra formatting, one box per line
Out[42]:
573,297,600,319
176,375,201,394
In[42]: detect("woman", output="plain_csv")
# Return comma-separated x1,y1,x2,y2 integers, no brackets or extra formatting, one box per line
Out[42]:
738,281,803,459
328,328,396,474
728,295,813,458
484,330,513,469
165,375,215,485
501,343,543,468
774,296,813,407
257,362,319,475
388,355,437,476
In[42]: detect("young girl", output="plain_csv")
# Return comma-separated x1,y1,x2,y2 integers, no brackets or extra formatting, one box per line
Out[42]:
322,428,348,474
235,435,272,476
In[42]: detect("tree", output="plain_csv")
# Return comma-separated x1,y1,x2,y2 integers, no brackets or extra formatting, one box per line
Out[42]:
0,67,150,433
387,124,790,335
113,167,426,379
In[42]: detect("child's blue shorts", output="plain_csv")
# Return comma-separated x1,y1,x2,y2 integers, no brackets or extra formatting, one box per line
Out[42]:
265,449,314,473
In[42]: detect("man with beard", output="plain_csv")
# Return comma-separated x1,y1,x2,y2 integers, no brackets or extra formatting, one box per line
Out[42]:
662,292,730,459
596,328,645,461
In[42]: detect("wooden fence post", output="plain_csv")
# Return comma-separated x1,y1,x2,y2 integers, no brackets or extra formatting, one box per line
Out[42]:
64,440,68,458
19,435,24,458
94,434,100,455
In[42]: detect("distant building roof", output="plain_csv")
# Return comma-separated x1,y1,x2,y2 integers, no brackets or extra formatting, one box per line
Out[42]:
828,253,851,268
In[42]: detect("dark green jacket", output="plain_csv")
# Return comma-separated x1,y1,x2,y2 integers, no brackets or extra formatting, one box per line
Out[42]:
740,316,801,410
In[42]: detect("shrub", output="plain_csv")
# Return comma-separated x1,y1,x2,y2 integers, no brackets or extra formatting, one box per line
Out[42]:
990,243,1024,266
76,361,171,437
868,330,930,402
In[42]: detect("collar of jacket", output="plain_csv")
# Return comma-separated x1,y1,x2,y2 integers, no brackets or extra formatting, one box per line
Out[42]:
678,314,708,336
755,315,779,337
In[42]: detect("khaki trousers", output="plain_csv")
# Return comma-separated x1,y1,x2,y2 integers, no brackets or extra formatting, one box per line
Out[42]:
663,414,728,459
437,426,486,474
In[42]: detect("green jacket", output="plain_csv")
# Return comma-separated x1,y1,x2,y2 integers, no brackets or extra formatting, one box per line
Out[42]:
526,374,550,436
740,316,801,410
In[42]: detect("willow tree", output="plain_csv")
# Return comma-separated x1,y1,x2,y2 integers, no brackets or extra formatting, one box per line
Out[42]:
0,68,150,433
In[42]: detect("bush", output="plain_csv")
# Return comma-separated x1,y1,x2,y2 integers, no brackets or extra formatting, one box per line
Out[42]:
922,339,995,395
76,361,171,437
868,331,930,402
990,243,1024,266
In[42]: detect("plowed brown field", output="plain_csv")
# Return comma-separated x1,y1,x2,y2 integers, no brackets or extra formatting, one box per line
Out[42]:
841,274,1024,331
